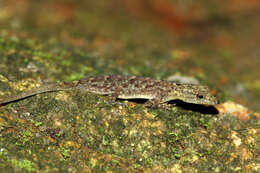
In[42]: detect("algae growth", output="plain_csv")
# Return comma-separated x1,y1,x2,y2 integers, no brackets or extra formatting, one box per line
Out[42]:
0,0,259,172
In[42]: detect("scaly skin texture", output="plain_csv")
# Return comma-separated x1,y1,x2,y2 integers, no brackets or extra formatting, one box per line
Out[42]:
0,75,218,108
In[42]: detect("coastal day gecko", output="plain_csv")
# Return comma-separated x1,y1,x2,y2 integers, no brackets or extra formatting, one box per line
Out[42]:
0,75,218,108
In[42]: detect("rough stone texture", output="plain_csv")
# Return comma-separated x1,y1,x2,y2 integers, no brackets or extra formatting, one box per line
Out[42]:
0,1,259,172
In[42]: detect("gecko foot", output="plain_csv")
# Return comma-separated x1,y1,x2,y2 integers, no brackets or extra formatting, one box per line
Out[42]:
145,99,174,110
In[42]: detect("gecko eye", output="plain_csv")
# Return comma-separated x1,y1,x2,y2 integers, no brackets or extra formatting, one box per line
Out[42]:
196,94,204,99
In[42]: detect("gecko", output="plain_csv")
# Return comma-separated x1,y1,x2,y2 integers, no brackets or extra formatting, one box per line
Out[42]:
0,75,218,108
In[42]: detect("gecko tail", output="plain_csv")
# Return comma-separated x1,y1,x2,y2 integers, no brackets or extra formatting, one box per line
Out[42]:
0,82,76,106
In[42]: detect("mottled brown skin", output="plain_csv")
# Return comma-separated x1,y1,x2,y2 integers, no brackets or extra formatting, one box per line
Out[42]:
0,75,218,108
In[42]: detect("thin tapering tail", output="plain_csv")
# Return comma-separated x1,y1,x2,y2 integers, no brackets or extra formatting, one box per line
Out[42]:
0,82,77,105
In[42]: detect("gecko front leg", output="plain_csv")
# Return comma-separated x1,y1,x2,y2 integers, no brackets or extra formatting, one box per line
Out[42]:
144,90,176,110
144,99,174,110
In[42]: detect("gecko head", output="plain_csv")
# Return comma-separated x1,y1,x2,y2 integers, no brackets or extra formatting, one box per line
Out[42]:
170,84,218,105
